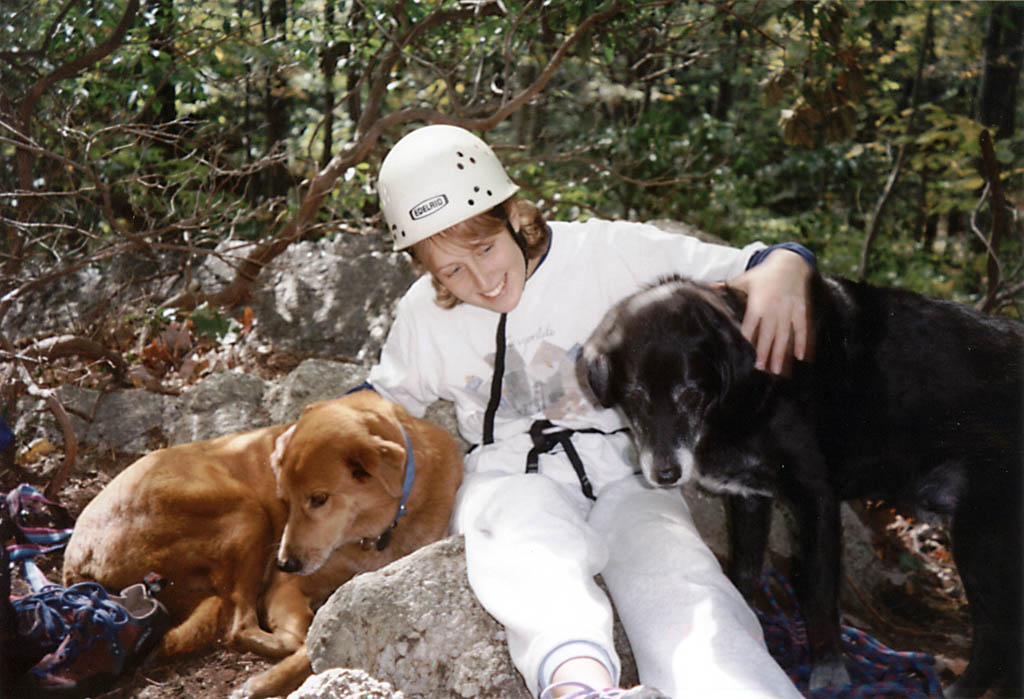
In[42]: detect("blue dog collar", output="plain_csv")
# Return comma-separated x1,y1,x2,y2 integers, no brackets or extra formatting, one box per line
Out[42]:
360,425,415,552
396,427,415,519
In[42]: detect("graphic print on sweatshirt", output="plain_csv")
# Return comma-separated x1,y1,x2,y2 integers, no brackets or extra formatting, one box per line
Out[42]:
475,338,590,422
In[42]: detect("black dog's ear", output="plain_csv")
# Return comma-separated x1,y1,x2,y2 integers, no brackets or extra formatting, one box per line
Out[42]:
720,283,748,319
702,285,758,412
582,351,617,408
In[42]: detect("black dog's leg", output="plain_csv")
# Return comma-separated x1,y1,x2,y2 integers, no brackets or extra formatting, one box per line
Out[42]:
945,494,1023,699
726,494,773,600
792,490,850,690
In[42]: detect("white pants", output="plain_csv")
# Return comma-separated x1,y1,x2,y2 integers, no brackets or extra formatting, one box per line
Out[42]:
452,437,801,698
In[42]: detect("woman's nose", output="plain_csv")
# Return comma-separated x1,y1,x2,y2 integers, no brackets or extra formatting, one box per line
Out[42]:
465,263,490,290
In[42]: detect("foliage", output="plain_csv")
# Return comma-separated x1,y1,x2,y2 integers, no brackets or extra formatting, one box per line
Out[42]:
1,0,1021,338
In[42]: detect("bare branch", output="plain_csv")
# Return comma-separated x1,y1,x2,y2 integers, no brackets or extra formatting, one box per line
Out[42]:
976,129,1010,313
857,3,933,280
0,330,78,498
21,335,129,384
198,1,651,310
17,0,141,128
8,0,141,279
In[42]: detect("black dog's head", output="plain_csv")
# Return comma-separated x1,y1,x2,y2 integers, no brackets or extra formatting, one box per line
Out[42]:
582,276,758,488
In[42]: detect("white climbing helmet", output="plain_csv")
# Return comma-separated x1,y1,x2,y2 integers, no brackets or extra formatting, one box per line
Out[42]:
377,124,520,251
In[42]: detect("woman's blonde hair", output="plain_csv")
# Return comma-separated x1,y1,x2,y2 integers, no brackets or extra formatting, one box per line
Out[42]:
411,196,549,309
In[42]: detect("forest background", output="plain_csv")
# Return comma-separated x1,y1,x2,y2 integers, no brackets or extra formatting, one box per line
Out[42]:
1,0,1022,479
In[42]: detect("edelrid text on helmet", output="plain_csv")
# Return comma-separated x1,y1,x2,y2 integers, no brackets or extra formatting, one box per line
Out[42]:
377,124,520,251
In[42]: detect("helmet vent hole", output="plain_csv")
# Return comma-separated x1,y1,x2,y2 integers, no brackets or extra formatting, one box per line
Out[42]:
469,157,476,163
473,186,480,192
487,190,493,196
468,199,475,206
457,163,464,170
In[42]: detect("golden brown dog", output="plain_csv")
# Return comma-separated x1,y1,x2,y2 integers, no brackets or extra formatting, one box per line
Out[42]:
62,389,463,698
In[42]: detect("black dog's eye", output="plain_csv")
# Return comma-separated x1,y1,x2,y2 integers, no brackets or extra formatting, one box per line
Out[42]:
672,386,702,414
309,492,328,508
626,386,650,409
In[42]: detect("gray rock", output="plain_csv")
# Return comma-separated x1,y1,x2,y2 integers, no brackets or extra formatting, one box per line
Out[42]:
2,251,180,342
307,536,638,699
263,358,370,423
168,371,272,444
683,482,797,564
307,536,530,699
287,668,404,699
238,238,418,362
15,385,177,456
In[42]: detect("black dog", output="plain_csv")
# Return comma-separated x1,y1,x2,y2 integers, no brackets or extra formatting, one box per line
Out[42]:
581,273,1023,698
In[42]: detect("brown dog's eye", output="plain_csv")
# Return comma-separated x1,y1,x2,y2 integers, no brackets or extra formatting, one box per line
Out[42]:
309,492,328,508
349,460,370,482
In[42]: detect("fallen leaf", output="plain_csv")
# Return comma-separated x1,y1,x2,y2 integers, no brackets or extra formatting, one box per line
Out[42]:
19,438,57,464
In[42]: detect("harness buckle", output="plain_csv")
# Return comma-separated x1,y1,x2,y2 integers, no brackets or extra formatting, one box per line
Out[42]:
525,419,596,500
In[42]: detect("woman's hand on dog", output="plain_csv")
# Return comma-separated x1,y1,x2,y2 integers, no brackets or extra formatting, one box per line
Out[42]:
726,249,814,376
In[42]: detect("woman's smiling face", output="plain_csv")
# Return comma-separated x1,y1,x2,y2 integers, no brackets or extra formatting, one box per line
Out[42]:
414,228,526,314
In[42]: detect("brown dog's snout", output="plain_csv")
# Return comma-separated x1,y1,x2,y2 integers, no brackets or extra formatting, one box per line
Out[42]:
277,556,302,573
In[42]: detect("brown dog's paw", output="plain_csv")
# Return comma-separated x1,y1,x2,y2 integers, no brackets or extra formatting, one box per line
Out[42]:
229,646,311,699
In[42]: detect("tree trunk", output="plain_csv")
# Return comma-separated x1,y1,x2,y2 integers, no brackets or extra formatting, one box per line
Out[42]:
265,0,292,197
145,0,177,128
978,4,1024,139
858,4,934,280
4,0,140,284
321,0,338,169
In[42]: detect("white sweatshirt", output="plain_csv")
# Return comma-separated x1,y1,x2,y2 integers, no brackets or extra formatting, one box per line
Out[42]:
369,219,762,445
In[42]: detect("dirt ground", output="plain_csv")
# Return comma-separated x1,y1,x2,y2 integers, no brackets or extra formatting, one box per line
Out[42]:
4,443,971,698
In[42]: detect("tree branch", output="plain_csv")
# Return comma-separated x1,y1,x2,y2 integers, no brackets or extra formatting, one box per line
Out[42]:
199,0,645,310
9,0,141,278
976,129,1009,313
857,3,933,280
0,330,78,499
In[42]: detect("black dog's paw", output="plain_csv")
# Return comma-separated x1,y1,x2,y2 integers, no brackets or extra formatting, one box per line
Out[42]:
809,659,851,691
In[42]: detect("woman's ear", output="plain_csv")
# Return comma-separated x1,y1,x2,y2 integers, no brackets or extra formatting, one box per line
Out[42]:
504,198,524,232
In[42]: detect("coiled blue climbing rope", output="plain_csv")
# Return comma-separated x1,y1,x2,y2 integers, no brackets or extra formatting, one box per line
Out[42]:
755,569,944,698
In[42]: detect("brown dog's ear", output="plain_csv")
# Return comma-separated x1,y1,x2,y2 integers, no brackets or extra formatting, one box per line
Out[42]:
365,434,407,498
357,408,408,498
270,423,297,480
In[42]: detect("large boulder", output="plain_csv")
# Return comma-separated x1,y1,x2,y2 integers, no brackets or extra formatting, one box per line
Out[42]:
169,370,272,444
306,536,639,699
198,236,418,363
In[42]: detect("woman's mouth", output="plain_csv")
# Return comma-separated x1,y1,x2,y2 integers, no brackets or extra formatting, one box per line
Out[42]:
482,276,506,299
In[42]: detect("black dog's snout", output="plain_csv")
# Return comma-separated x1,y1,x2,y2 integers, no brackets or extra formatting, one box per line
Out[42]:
655,465,680,486
277,557,302,573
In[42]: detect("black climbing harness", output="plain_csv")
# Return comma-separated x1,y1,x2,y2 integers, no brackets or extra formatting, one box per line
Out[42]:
479,224,623,501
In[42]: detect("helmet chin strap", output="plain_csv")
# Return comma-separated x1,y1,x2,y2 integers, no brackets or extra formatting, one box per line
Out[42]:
482,219,529,445
506,219,529,272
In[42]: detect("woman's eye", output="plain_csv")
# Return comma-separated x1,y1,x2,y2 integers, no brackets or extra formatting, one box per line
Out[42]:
310,492,328,508
445,266,461,278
